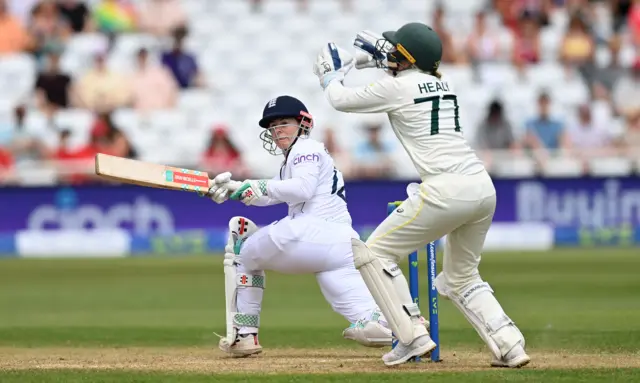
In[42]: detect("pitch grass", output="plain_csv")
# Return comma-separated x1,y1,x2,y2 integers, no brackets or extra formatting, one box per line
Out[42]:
1,369,640,383
0,249,639,381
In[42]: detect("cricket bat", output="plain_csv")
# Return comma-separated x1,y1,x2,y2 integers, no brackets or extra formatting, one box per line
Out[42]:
94,153,240,193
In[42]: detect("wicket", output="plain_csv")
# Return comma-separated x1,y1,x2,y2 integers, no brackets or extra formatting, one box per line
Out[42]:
387,201,441,362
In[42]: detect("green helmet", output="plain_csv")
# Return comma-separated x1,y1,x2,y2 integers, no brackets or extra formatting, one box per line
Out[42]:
382,22,442,73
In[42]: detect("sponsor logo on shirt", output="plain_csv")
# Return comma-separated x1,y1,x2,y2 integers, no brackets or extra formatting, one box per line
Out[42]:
293,153,320,165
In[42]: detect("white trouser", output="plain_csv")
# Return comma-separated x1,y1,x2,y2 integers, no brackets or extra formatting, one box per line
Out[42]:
236,215,379,333
358,171,525,356
366,172,496,294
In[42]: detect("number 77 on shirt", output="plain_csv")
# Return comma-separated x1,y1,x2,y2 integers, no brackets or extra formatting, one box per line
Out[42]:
94,153,214,193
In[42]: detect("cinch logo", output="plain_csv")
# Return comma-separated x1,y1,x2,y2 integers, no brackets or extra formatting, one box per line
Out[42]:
293,153,320,165
26,188,175,235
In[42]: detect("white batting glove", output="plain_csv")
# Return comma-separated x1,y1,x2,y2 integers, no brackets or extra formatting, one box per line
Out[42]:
229,179,269,206
313,42,354,89
204,172,241,204
208,183,230,204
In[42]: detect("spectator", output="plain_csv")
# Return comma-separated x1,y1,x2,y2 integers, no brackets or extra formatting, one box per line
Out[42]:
200,125,247,177
54,127,105,184
475,100,517,151
493,0,551,31
28,0,72,60
7,0,40,26
72,52,131,112
566,104,615,155
0,0,34,54
512,11,541,64
161,29,203,89
249,0,262,13
0,145,14,183
621,113,640,157
466,11,504,64
474,100,520,169
432,6,460,64
611,0,633,33
322,127,352,178
559,13,595,75
6,105,49,165
137,0,186,37
57,0,93,33
592,36,627,94
351,123,394,179
93,0,137,34
34,50,72,113
612,59,640,120
130,48,178,112
90,112,137,158
522,92,570,155
296,0,309,13
628,0,640,45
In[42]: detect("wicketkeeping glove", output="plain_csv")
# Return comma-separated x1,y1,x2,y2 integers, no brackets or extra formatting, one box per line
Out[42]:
313,42,354,89
353,30,392,69
229,179,269,206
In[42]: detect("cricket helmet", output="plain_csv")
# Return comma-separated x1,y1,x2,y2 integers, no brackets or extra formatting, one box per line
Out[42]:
378,22,442,73
258,95,314,156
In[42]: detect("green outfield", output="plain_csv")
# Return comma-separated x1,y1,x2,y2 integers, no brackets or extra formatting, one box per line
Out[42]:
1,249,639,382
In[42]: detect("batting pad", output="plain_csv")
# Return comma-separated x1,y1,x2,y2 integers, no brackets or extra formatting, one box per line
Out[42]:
352,239,425,345
224,253,264,344
435,276,524,359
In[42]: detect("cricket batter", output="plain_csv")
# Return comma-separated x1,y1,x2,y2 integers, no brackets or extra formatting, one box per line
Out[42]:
313,23,530,367
205,95,392,357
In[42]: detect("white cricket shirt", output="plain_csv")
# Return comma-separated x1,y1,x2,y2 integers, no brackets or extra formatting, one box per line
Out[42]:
325,69,486,180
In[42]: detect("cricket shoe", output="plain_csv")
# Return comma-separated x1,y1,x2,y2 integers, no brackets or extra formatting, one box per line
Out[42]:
219,333,262,358
490,343,531,368
343,316,393,348
226,216,259,255
382,334,437,366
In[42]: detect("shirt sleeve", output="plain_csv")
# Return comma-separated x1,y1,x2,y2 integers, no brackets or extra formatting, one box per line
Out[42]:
324,77,404,113
266,150,321,204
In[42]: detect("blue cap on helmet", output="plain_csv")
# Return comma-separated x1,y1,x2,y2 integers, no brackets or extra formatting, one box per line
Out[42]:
259,95,310,128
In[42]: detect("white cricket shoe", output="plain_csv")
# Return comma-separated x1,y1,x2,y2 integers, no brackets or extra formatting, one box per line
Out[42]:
382,334,437,366
343,319,393,348
226,216,259,255
219,333,262,357
490,343,531,368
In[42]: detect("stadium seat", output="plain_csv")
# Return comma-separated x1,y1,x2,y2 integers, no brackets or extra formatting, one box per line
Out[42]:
53,109,95,150
539,28,562,62
177,89,216,113
0,54,36,105
588,157,633,177
491,156,537,178
111,109,141,137
527,62,566,90
146,110,188,134
477,63,519,90
541,156,584,177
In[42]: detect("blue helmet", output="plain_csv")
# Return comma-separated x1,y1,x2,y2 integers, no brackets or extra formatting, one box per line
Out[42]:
258,95,314,156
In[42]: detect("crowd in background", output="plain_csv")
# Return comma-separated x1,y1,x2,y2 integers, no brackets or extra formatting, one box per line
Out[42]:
0,0,638,185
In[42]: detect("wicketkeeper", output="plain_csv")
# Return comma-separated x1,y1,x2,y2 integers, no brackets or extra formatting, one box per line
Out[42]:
313,22,530,367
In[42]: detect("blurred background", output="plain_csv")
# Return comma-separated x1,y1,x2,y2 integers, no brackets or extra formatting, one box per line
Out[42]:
0,0,638,256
